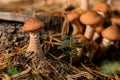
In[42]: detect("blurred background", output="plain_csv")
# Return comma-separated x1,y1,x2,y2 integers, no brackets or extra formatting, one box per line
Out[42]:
0,0,119,12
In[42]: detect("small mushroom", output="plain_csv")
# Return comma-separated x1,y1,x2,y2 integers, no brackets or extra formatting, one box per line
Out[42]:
92,26,104,41
80,10,103,40
93,26,120,61
72,34,88,62
22,17,45,59
87,41,98,61
67,12,84,35
93,2,111,17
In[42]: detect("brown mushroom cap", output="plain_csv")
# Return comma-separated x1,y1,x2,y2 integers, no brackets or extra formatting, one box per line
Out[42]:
93,2,111,14
111,16,120,26
73,34,88,44
102,26,120,41
67,12,79,22
80,10,103,26
22,18,44,32
77,34,88,43
95,26,104,33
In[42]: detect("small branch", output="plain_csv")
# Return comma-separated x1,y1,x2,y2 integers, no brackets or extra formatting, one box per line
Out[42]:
0,72,10,80
0,12,30,22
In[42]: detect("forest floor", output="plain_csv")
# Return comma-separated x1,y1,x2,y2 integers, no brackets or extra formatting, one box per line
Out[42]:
0,0,120,80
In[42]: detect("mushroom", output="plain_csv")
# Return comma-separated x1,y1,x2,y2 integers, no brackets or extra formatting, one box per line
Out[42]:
93,26,120,61
92,26,104,41
80,10,103,40
72,34,88,62
67,12,84,35
93,2,111,17
111,16,120,27
87,41,98,61
22,17,45,59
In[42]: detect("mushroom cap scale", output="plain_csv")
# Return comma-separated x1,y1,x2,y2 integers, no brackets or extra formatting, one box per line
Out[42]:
80,10,103,26
22,18,44,32
93,2,111,14
102,26,120,41
111,16,120,26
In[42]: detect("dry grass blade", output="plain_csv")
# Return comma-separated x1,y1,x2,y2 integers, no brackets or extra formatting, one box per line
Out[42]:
48,52,81,73
10,64,32,79
66,71,94,80
81,63,114,80
61,13,69,38
0,72,10,80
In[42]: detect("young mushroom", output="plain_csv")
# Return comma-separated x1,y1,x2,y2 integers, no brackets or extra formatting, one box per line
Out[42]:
72,34,88,62
22,17,45,59
67,12,84,35
93,26,120,61
80,10,103,40
92,26,104,41
87,41,98,61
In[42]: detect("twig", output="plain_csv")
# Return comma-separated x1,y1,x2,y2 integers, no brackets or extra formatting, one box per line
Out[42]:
0,72,10,80
48,52,81,73
10,64,32,79
44,41,76,49
66,72,94,80
16,45,28,55
0,12,30,22
49,34,61,42
46,61,66,80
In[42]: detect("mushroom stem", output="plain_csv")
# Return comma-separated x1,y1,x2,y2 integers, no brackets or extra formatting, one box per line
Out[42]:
27,31,44,59
87,41,98,61
84,25,94,40
76,48,83,57
92,32,100,41
71,20,83,35
80,0,89,10
72,48,83,62
102,38,111,48
94,38,112,60
105,0,113,6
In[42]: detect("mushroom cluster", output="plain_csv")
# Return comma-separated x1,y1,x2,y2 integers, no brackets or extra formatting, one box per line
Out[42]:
62,1,120,63
22,1,120,65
